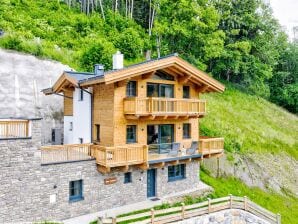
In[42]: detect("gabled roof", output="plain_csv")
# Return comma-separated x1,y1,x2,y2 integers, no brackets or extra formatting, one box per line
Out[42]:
42,54,225,94
79,54,225,92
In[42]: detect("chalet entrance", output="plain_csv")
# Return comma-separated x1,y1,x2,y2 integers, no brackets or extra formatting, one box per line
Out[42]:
147,124,174,153
147,169,156,198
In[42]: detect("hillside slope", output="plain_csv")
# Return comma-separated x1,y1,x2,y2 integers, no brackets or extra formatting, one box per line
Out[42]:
200,84,298,197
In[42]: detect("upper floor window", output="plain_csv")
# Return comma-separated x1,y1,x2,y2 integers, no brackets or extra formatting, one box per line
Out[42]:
78,89,84,101
69,179,83,202
183,86,190,98
126,125,137,143
126,81,137,97
147,83,174,98
183,123,191,139
152,70,175,81
168,164,185,182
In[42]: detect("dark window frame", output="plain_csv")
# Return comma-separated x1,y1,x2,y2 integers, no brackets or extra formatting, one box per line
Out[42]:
78,89,84,101
168,164,186,182
183,123,191,139
69,179,83,202
95,124,100,141
79,138,83,144
124,172,132,183
183,86,190,99
126,125,137,143
126,81,137,97
69,122,73,131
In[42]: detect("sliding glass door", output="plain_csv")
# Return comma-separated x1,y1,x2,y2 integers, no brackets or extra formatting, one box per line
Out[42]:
147,124,174,153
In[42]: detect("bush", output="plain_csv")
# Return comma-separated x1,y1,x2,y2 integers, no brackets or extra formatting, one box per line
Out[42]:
80,38,116,72
1,35,23,51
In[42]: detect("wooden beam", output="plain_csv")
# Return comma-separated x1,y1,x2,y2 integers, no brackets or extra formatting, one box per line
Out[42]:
119,165,129,172
138,162,149,170
97,165,111,174
180,158,192,164
142,71,156,80
178,75,191,84
115,78,130,88
197,84,209,93
151,162,165,169
125,115,140,120
168,160,179,165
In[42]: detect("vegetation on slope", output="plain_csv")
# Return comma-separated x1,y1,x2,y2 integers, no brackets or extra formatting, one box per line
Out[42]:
0,0,297,113
200,83,298,159
201,169,298,224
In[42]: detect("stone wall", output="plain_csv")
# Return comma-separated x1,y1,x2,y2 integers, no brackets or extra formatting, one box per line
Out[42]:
0,119,203,223
176,209,270,224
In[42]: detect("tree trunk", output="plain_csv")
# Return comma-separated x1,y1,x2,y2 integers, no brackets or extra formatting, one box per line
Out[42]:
99,0,105,19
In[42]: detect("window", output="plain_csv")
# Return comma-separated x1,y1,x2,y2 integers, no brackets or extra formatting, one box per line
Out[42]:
124,172,132,183
183,86,190,98
147,83,174,98
78,89,84,101
183,123,191,139
126,125,137,143
69,180,83,202
95,124,100,141
126,81,137,97
69,122,73,131
168,164,185,182
79,138,83,144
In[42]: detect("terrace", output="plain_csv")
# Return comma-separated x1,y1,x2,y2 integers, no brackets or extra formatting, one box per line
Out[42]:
40,137,224,173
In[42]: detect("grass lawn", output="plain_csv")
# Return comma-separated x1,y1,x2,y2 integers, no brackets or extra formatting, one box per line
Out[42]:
201,169,298,224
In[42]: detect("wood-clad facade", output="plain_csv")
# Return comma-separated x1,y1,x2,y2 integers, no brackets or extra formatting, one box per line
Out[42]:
43,54,225,173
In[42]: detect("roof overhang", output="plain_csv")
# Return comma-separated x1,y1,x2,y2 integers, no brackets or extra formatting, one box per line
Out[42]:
80,55,225,93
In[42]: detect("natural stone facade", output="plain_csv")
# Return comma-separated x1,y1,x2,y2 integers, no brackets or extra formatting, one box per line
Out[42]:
0,119,202,223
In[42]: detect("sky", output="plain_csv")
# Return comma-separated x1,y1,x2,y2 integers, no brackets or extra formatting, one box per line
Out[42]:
269,0,298,39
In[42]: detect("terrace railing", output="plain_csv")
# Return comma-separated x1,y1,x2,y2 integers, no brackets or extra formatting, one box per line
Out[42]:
0,119,29,139
41,143,92,164
92,144,148,167
124,97,206,117
199,137,224,156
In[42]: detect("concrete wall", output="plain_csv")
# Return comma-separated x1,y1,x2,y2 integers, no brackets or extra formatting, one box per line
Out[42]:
0,119,202,223
73,87,92,143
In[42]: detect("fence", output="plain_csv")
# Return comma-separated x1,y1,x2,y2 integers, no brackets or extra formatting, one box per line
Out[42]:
0,120,29,139
98,195,281,224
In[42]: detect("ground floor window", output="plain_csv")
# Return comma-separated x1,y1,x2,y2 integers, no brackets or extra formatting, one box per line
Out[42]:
168,164,185,181
124,172,132,183
69,179,83,202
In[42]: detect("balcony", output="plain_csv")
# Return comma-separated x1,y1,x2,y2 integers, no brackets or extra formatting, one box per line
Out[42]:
41,144,92,164
0,119,30,139
123,97,206,119
199,137,224,158
40,137,224,172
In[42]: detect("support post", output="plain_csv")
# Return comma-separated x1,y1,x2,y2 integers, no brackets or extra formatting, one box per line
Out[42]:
277,213,281,224
112,216,116,224
151,208,155,224
181,202,185,219
244,196,248,211
229,194,233,209
208,198,211,213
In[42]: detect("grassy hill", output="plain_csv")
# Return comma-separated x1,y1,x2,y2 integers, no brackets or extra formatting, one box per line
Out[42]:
200,83,298,160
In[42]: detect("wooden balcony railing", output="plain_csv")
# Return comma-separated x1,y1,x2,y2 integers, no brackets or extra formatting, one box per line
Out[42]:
199,137,224,157
92,144,148,168
41,143,92,164
0,120,29,139
124,97,206,118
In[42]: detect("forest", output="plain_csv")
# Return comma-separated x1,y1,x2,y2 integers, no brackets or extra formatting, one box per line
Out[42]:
0,0,297,113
